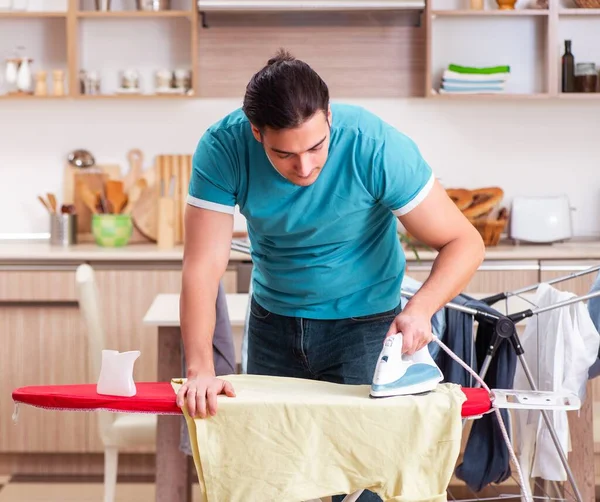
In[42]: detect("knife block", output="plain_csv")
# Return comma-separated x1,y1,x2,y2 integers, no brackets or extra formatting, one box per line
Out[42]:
157,196,175,249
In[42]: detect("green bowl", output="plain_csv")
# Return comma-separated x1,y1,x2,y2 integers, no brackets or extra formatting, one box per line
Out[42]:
92,214,133,247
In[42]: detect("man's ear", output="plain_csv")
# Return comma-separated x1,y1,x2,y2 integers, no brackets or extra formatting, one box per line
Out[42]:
250,124,262,143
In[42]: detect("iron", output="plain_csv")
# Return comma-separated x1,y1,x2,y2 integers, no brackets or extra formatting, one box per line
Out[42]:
370,333,444,398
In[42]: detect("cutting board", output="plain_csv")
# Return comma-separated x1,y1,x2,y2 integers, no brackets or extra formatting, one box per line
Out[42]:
131,154,192,245
63,164,122,241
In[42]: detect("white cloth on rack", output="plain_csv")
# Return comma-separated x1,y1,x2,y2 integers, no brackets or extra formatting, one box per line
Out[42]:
513,282,600,482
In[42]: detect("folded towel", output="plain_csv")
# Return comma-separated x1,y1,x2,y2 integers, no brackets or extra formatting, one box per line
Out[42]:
439,87,505,94
442,79,506,89
443,70,510,82
448,63,511,75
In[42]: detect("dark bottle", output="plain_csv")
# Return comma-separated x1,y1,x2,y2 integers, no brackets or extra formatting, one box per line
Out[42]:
562,40,575,93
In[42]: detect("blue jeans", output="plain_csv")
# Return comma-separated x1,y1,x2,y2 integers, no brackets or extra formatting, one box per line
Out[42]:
247,296,402,502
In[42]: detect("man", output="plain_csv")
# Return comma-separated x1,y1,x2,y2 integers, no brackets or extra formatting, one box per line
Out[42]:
177,49,485,501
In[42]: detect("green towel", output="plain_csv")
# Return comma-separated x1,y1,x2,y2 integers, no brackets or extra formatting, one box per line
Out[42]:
448,64,510,74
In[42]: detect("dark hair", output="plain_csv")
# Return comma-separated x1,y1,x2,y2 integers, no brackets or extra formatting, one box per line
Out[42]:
242,48,330,132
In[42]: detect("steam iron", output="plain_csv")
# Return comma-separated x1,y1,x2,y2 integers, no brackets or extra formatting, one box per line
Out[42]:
370,333,444,398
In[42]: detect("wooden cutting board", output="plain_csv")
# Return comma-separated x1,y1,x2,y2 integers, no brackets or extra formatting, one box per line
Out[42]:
131,185,158,242
131,154,192,245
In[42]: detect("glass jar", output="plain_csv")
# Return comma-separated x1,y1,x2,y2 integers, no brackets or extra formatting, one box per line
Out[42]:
574,62,598,93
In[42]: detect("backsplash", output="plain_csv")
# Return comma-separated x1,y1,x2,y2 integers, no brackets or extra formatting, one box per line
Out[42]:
1,97,599,238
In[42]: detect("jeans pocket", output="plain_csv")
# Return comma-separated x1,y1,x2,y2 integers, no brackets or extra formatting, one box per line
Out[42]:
250,297,271,320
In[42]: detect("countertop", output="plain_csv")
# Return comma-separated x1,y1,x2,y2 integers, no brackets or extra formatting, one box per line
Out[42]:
0,242,250,263
1,239,600,263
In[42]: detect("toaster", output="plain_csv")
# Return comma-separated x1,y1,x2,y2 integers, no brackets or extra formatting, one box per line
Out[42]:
509,195,573,244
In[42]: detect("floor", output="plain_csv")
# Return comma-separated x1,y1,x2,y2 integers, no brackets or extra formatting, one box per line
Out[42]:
0,478,207,502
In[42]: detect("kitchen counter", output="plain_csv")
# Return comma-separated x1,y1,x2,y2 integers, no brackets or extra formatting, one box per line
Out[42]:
0,242,251,263
1,239,600,263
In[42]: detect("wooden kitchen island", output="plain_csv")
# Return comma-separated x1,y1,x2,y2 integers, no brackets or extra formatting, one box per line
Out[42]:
1,239,599,500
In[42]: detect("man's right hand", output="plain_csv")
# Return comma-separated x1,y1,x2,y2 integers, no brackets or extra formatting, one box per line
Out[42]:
176,374,236,418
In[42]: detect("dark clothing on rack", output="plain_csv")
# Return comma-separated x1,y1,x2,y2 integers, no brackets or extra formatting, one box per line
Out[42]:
434,294,475,387
436,298,517,493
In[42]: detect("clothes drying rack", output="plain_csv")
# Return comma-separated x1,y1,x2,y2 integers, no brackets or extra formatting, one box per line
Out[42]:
401,263,600,502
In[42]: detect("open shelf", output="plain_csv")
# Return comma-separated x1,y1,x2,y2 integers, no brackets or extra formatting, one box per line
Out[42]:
558,92,600,99
0,94,68,99
76,10,192,17
429,91,550,99
0,16,69,97
432,9,549,15
557,14,600,94
74,93,194,99
0,11,67,17
559,8,600,14
428,12,549,97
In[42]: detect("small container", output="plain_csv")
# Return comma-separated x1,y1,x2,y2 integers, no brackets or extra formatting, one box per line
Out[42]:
94,0,111,10
155,69,173,90
50,213,77,247
174,68,191,92
574,62,598,93
137,0,170,10
120,69,140,90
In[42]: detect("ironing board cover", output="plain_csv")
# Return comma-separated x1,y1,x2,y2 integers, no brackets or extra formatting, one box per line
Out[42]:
12,382,492,417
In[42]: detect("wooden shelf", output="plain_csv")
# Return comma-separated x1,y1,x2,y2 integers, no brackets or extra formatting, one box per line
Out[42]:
558,92,600,99
432,9,549,16
0,94,68,99
429,92,551,99
74,93,195,99
559,8,600,15
76,10,192,18
0,11,67,18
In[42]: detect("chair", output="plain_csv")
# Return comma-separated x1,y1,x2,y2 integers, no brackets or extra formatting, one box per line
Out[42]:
75,263,156,502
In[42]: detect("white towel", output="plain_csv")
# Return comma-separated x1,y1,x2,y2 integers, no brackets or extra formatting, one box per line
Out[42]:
443,69,510,82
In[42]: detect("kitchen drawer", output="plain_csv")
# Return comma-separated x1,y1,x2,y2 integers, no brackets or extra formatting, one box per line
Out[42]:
0,268,77,302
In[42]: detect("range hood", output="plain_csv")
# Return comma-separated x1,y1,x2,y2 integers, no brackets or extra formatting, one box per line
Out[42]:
197,0,425,12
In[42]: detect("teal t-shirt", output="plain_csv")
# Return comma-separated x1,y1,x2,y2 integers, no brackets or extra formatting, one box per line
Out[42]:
188,103,434,319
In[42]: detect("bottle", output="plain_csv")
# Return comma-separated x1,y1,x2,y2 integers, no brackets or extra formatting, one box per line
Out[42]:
562,40,575,93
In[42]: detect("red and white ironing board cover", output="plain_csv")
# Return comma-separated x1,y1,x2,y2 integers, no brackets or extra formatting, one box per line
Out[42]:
12,382,492,418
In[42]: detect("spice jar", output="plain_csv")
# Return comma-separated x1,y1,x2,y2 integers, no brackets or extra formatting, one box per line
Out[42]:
574,62,598,93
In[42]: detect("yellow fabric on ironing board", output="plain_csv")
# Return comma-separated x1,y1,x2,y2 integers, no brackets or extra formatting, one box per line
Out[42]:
171,374,466,502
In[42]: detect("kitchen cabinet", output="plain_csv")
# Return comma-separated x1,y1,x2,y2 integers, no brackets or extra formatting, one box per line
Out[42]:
0,262,237,457
0,266,87,453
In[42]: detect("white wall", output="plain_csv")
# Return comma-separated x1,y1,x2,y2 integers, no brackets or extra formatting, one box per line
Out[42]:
1,97,599,237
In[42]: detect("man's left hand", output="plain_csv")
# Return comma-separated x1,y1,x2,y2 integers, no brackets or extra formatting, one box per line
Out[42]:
385,311,433,355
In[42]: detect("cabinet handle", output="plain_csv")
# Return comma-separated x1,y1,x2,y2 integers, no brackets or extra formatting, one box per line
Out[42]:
0,300,78,307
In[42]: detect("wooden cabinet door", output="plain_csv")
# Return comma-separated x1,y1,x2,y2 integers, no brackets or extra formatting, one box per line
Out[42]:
0,303,88,453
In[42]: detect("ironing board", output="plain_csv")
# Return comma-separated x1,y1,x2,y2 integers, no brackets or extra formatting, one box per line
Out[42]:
12,381,492,418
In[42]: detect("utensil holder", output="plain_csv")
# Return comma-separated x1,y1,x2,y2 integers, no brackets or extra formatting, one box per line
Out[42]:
50,214,77,246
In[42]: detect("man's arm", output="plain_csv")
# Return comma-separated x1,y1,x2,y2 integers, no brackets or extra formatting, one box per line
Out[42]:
176,204,236,417
389,178,485,352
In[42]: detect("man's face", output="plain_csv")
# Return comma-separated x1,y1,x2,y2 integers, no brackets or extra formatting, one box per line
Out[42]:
251,108,331,187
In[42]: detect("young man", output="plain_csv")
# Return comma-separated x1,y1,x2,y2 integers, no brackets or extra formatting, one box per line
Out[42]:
177,49,484,500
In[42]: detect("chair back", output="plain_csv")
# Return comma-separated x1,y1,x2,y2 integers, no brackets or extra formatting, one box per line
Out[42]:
75,263,115,437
